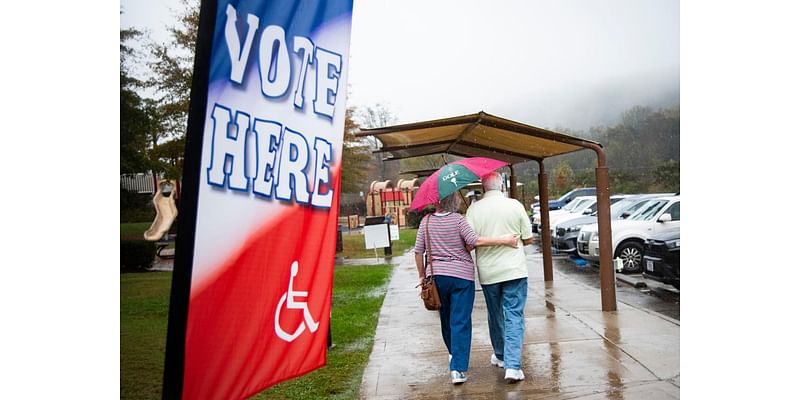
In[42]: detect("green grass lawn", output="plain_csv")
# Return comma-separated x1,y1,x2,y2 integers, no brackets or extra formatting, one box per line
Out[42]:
120,272,172,399
121,222,152,240
121,264,393,399
341,228,417,259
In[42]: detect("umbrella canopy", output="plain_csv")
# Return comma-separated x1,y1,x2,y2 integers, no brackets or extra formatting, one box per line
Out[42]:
409,157,508,211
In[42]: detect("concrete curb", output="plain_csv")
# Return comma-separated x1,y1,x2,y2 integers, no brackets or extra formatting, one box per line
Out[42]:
616,272,648,288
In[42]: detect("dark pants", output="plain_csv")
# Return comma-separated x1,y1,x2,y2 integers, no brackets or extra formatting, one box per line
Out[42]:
435,275,475,372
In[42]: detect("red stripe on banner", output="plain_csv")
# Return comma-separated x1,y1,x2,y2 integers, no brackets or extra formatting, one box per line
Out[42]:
188,207,293,299
182,172,341,399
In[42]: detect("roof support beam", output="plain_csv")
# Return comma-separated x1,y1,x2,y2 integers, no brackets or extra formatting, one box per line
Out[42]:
382,149,477,162
377,142,540,164
372,139,453,154
450,142,543,163
444,117,482,153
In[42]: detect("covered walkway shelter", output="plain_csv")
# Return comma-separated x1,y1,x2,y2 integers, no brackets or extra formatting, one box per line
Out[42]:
357,111,618,311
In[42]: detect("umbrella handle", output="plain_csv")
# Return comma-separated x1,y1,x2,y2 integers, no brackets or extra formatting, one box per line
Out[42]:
457,188,468,210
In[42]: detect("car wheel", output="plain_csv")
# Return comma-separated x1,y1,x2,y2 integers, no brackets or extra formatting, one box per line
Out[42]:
615,241,644,273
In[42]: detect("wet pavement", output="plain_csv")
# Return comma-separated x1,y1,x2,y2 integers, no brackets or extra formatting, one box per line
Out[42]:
548,254,680,321
359,249,680,399
528,235,680,321
147,240,679,399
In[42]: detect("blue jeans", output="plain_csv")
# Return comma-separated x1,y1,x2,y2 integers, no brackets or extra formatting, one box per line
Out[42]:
434,275,475,372
481,277,528,369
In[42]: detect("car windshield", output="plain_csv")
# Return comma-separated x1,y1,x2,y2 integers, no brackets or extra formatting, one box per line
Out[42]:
583,200,598,212
609,199,635,218
569,199,593,212
611,198,649,219
586,197,625,216
558,190,579,202
561,198,583,211
629,199,670,221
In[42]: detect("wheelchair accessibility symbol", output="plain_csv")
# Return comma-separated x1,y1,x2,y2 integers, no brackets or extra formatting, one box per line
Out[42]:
274,261,319,342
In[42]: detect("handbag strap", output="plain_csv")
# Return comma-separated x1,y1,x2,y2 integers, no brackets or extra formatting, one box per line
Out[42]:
425,214,434,277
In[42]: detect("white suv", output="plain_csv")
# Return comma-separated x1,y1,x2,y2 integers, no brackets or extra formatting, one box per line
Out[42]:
576,195,680,273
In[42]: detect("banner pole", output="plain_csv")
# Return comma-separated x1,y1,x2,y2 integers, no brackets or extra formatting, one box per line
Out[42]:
161,0,218,398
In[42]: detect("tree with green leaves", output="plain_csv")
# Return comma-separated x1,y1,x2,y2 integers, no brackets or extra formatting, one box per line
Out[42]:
148,0,199,142
121,27,158,174
653,159,679,192
141,0,198,180
552,160,575,196
355,104,400,183
340,108,371,193
150,137,186,180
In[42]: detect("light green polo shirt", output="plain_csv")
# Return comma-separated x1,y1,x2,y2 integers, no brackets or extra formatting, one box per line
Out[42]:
466,190,534,285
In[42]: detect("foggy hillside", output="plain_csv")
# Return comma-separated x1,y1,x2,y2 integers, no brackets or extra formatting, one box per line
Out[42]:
501,68,679,132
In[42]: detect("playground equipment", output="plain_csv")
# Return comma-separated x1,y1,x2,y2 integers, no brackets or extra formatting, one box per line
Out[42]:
365,179,418,226
144,180,178,257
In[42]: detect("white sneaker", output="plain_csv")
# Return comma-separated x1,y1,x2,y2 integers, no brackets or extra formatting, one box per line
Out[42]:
504,368,525,383
491,354,504,368
450,370,467,384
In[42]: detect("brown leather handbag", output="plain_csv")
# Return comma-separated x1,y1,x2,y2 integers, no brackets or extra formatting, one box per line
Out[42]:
419,215,441,310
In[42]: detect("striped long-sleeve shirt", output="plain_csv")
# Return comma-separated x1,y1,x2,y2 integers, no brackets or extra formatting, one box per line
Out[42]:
414,212,480,281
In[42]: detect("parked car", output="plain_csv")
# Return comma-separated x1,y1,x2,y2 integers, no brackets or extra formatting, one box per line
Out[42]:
576,195,680,273
549,195,635,254
532,196,586,233
531,187,596,214
642,230,680,290
543,195,597,230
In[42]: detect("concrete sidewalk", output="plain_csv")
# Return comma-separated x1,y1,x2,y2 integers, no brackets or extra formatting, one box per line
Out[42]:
359,250,680,399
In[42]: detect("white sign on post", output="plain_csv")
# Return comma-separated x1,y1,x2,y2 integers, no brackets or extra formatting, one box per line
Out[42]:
389,224,400,241
364,224,390,249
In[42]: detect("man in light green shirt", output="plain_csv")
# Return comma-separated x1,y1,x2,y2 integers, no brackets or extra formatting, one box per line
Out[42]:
466,172,533,383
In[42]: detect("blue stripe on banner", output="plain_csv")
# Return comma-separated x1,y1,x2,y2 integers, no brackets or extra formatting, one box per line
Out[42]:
209,0,354,85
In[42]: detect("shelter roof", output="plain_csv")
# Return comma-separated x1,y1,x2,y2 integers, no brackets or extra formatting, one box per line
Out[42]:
356,111,602,165
397,168,439,178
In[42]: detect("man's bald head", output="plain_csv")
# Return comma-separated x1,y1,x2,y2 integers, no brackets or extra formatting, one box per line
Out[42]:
481,172,502,192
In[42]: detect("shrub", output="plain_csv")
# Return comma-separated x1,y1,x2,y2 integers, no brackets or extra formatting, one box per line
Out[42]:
405,207,435,228
121,188,156,223
121,240,156,271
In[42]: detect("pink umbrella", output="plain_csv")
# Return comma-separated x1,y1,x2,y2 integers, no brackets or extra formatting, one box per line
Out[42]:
409,157,508,211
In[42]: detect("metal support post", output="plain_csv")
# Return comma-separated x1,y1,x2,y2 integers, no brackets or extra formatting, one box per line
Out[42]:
537,160,553,282
595,165,617,311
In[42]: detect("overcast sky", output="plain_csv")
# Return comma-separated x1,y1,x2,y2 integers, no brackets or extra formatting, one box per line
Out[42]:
120,0,679,130
349,0,678,130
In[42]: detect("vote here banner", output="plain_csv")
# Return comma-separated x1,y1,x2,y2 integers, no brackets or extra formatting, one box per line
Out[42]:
162,1,354,399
